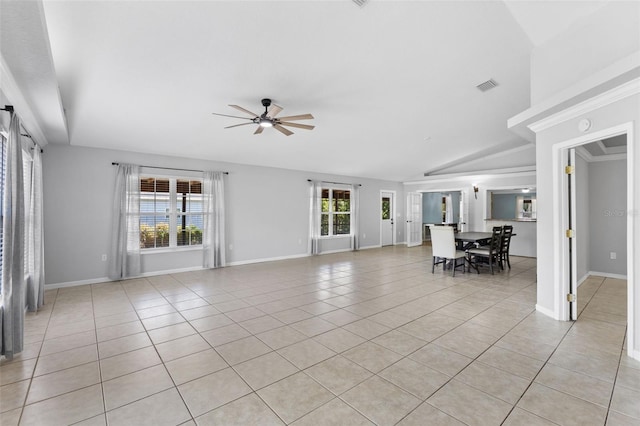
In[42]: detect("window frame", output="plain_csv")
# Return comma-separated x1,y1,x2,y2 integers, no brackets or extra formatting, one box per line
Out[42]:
320,186,352,238
139,174,204,252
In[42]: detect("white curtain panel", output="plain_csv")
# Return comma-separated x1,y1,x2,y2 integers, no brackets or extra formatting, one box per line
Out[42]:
350,184,360,251
445,194,454,223
308,181,321,255
26,147,44,311
108,164,141,280
203,171,225,268
1,113,25,359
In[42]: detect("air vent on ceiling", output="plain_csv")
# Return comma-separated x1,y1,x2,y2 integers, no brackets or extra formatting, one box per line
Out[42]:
352,0,368,7
476,79,498,92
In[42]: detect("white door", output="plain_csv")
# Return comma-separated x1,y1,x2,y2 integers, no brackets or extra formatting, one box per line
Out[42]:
380,191,395,246
459,191,468,232
381,192,394,246
406,192,423,247
567,148,578,320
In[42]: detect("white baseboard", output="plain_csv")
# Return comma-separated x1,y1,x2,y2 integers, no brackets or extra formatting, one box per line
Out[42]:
629,348,640,362
46,265,207,289
228,253,309,266
535,304,557,320
46,276,113,289
360,244,382,250
577,274,590,287
588,271,628,280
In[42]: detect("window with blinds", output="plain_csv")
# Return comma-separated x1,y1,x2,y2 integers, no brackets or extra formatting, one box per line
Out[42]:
0,136,5,293
140,176,203,249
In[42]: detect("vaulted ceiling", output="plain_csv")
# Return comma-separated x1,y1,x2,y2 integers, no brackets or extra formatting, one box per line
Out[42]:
0,1,610,181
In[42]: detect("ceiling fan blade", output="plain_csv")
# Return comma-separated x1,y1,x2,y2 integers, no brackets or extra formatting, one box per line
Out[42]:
277,113,314,121
212,112,255,120
279,121,315,130
254,126,264,135
224,122,255,129
229,104,259,118
274,124,293,136
268,104,283,118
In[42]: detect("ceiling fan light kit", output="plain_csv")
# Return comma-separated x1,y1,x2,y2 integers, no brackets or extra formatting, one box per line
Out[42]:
212,98,314,136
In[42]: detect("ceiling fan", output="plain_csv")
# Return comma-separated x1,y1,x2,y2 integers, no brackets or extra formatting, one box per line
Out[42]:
212,98,314,136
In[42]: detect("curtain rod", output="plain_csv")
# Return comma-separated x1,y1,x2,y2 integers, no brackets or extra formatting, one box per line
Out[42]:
307,179,361,187
2,105,38,145
111,162,228,175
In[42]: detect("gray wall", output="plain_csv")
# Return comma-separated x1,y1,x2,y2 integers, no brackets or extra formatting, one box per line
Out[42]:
43,144,403,285
422,193,442,223
421,192,460,224
491,194,516,219
588,159,627,275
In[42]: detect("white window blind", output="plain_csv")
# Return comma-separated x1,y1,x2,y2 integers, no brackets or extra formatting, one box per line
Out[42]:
140,176,203,249
0,136,6,292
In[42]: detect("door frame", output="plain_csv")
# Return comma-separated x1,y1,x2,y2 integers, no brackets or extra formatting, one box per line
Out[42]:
380,190,396,246
418,188,469,231
552,122,634,356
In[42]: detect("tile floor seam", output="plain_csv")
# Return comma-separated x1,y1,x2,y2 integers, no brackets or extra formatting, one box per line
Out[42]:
498,280,608,425
123,277,199,425
7,252,628,425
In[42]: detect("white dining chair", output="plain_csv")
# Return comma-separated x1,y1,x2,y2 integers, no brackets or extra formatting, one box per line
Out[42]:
429,226,467,276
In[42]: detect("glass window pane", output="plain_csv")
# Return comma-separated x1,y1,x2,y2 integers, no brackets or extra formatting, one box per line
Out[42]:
155,221,170,247
321,214,329,236
188,193,203,213
382,198,390,220
334,213,350,235
333,190,350,212
321,189,329,212
156,179,170,193
140,216,156,248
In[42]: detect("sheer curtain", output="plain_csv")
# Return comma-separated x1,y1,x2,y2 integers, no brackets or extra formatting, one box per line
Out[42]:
308,180,321,255
445,194,453,223
26,147,44,311
108,164,141,280
1,113,25,359
202,171,225,268
350,184,360,251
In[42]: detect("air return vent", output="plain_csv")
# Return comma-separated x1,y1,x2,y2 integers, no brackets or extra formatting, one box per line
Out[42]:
352,0,368,7
476,79,498,92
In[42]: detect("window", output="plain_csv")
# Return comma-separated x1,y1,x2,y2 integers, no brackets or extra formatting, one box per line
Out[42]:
140,176,203,249
321,188,351,236
0,135,5,292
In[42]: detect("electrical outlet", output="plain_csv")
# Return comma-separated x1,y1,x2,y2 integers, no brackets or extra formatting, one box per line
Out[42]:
298,238,302,245
362,233,366,239
610,252,617,260
101,254,107,261
229,244,234,251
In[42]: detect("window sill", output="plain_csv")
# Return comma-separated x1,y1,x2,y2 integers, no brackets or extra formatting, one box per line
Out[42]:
141,246,203,255
319,235,352,239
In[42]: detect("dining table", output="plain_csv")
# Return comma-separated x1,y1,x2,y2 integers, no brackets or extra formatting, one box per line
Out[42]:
454,231,517,250
454,232,494,250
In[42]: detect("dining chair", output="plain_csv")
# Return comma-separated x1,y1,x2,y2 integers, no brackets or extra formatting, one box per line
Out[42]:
429,226,467,277
499,225,514,269
467,226,502,274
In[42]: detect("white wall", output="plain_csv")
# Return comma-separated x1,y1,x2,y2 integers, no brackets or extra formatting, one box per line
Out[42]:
534,93,639,356
43,144,404,286
530,1,640,104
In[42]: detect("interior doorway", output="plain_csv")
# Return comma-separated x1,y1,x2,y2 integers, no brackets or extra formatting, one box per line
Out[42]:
381,191,395,246
555,124,634,357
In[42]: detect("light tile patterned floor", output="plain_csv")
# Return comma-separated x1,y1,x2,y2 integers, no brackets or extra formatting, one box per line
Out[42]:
1,245,636,425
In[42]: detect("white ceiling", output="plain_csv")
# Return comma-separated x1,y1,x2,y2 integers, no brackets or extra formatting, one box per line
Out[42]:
0,1,609,181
